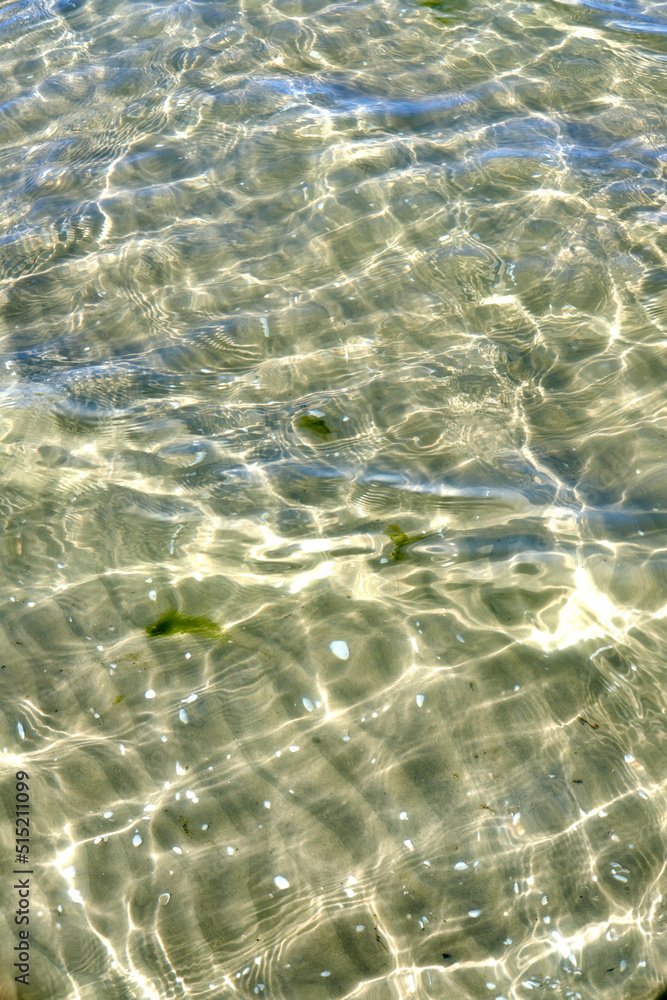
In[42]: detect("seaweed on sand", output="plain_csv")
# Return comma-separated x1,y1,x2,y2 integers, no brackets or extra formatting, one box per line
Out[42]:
146,608,222,638
385,523,428,561
297,413,334,440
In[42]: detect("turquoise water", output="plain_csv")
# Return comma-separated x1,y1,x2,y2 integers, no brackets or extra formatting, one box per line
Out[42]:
1,0,667,998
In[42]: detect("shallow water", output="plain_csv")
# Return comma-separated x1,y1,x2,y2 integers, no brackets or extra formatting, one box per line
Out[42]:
1,0,667,998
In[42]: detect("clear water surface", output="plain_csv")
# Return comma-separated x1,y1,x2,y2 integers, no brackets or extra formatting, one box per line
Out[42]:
1,0,667,998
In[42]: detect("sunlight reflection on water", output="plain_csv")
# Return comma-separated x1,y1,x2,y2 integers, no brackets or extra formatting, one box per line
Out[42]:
0,0,667,997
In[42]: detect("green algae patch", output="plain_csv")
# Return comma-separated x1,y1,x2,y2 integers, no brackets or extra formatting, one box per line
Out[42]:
297,413,333,440
385,523,427,561
146,608,222,639
419,0,467,24
179,814,194,838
